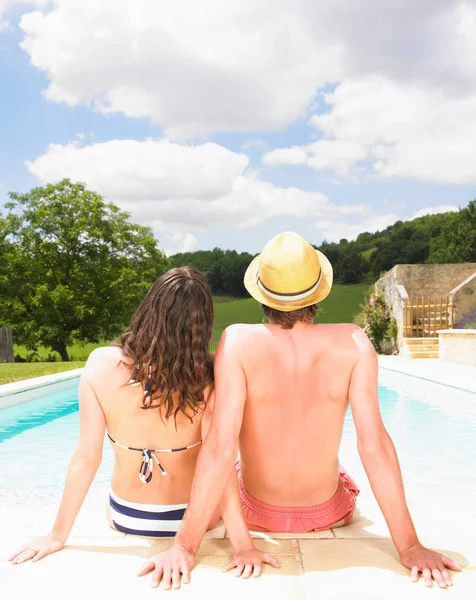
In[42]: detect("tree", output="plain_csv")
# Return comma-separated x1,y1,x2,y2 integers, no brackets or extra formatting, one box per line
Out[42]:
427,201,476,263
0,180,169,361
170,247,255,297
337,251,367,284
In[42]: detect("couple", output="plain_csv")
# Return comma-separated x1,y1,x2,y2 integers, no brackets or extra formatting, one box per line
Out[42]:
10,232,459,590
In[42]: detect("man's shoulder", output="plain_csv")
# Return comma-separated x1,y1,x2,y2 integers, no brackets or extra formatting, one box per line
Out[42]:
319,323,361,335
221,323,267,348
317,323,373,350
318,323,374,354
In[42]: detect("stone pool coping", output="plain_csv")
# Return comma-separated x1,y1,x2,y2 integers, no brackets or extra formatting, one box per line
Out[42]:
378,356,476,394
2,493,475,599
0,368,83,410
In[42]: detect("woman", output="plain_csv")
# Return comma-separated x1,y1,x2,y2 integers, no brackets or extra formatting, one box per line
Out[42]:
9,267,269,579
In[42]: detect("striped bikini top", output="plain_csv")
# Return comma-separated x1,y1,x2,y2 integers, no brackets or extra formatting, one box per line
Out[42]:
107,376,202,484
107,433,202,484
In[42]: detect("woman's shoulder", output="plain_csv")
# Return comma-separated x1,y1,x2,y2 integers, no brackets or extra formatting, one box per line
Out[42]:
83,346,131,380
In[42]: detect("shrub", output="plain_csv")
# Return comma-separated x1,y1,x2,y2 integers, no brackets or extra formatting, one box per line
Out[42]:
454,308,476,330
360,293,392,352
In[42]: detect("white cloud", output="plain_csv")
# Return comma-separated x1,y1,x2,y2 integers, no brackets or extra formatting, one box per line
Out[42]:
0,0,47,30
263,74,476,184
314,213,400,244
412,205,460,219
164,232,199,256
19,0,331,137
16,0,476,138
263,139,368,177
26,137,392,248
241,139,268,152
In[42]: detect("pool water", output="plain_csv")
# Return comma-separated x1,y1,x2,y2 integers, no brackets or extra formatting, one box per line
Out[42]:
1,371,475,511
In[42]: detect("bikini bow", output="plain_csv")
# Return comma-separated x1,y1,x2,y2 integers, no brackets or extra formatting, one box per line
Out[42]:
139,449,167,484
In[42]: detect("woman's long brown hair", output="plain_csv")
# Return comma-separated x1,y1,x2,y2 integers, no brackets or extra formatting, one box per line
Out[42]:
118,266,214,421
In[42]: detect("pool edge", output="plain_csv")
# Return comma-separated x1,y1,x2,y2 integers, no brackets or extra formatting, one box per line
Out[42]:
378,356,476,394
0,369,83,410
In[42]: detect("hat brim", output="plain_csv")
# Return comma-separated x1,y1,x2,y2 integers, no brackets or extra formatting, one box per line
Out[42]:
244,249,333,312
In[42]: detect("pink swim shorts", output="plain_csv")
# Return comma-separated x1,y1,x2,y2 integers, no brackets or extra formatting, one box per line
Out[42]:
236,462,359,533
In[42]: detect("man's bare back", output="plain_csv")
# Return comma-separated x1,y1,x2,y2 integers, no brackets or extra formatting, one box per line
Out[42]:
234,321,360,506
147,233,461,590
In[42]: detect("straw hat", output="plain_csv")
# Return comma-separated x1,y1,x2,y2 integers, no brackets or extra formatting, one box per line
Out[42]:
244,232,333,312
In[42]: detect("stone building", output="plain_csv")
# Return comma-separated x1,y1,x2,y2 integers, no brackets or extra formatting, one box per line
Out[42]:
376,263,476,360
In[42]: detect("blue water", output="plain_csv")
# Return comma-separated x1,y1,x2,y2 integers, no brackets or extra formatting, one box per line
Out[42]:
0,372,475,509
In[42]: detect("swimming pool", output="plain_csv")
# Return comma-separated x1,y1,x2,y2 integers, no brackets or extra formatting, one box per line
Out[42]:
1,370,475,515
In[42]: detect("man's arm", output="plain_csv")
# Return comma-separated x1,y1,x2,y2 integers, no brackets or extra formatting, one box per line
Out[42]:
138,326,277,589
349,328,460,588
201,392,280,578
175,325,247,553
199,387,254,555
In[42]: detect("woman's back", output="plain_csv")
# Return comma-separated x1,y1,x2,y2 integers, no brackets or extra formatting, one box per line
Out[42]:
86,346,210,505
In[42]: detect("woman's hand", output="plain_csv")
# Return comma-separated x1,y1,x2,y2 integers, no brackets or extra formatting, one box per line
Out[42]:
224,547,280,578
9,534,65,564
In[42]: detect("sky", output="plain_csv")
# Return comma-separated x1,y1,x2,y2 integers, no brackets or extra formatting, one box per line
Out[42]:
1,1,475,256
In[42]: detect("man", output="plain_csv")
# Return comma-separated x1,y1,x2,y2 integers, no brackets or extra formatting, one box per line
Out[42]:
141,231,460,589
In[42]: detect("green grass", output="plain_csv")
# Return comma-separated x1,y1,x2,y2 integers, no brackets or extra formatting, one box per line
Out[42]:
7,284,369,375
361,247,377,260
13,341,109,362
212,295,236,304
211,283,369,348
0,361,86,384
318,282,369,323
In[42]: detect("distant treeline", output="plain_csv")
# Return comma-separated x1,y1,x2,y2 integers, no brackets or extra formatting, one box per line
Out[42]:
170,201,476,295
170,248,255,297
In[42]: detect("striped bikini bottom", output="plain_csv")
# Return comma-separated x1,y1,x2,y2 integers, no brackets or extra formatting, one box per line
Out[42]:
109,490,187,537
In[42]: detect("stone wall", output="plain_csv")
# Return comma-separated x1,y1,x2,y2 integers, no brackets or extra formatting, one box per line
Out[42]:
376,264,476,350
375,267,407,349
451,272,476,327
438,330,476,366
392,263,476,297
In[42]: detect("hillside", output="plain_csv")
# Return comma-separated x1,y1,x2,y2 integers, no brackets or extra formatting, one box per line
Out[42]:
211,283,368,348
171,202,475,291
317,200,475,283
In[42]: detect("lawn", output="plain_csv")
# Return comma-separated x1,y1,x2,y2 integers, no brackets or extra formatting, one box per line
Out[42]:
5,283,369,380
13,341,108,362
0,362,86,384
211,282,369,348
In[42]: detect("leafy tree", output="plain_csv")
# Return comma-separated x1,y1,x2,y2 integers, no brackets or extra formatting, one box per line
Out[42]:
337,251,368,284
0,180,169,361
427,201,476,263
171,247,255,297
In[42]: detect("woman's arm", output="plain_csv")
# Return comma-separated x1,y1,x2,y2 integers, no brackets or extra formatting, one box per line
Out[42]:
9,353,106,564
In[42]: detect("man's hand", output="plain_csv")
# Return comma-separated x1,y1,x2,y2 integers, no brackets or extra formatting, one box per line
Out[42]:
137,544,195,589
9,534,64,564
399,542,462,588
224,547,280,578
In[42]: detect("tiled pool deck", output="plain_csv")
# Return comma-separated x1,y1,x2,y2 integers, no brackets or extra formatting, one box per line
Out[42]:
1,358,476,598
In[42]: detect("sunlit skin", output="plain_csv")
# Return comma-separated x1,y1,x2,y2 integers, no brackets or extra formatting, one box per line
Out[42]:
144,318,461,590
9,347,272,568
